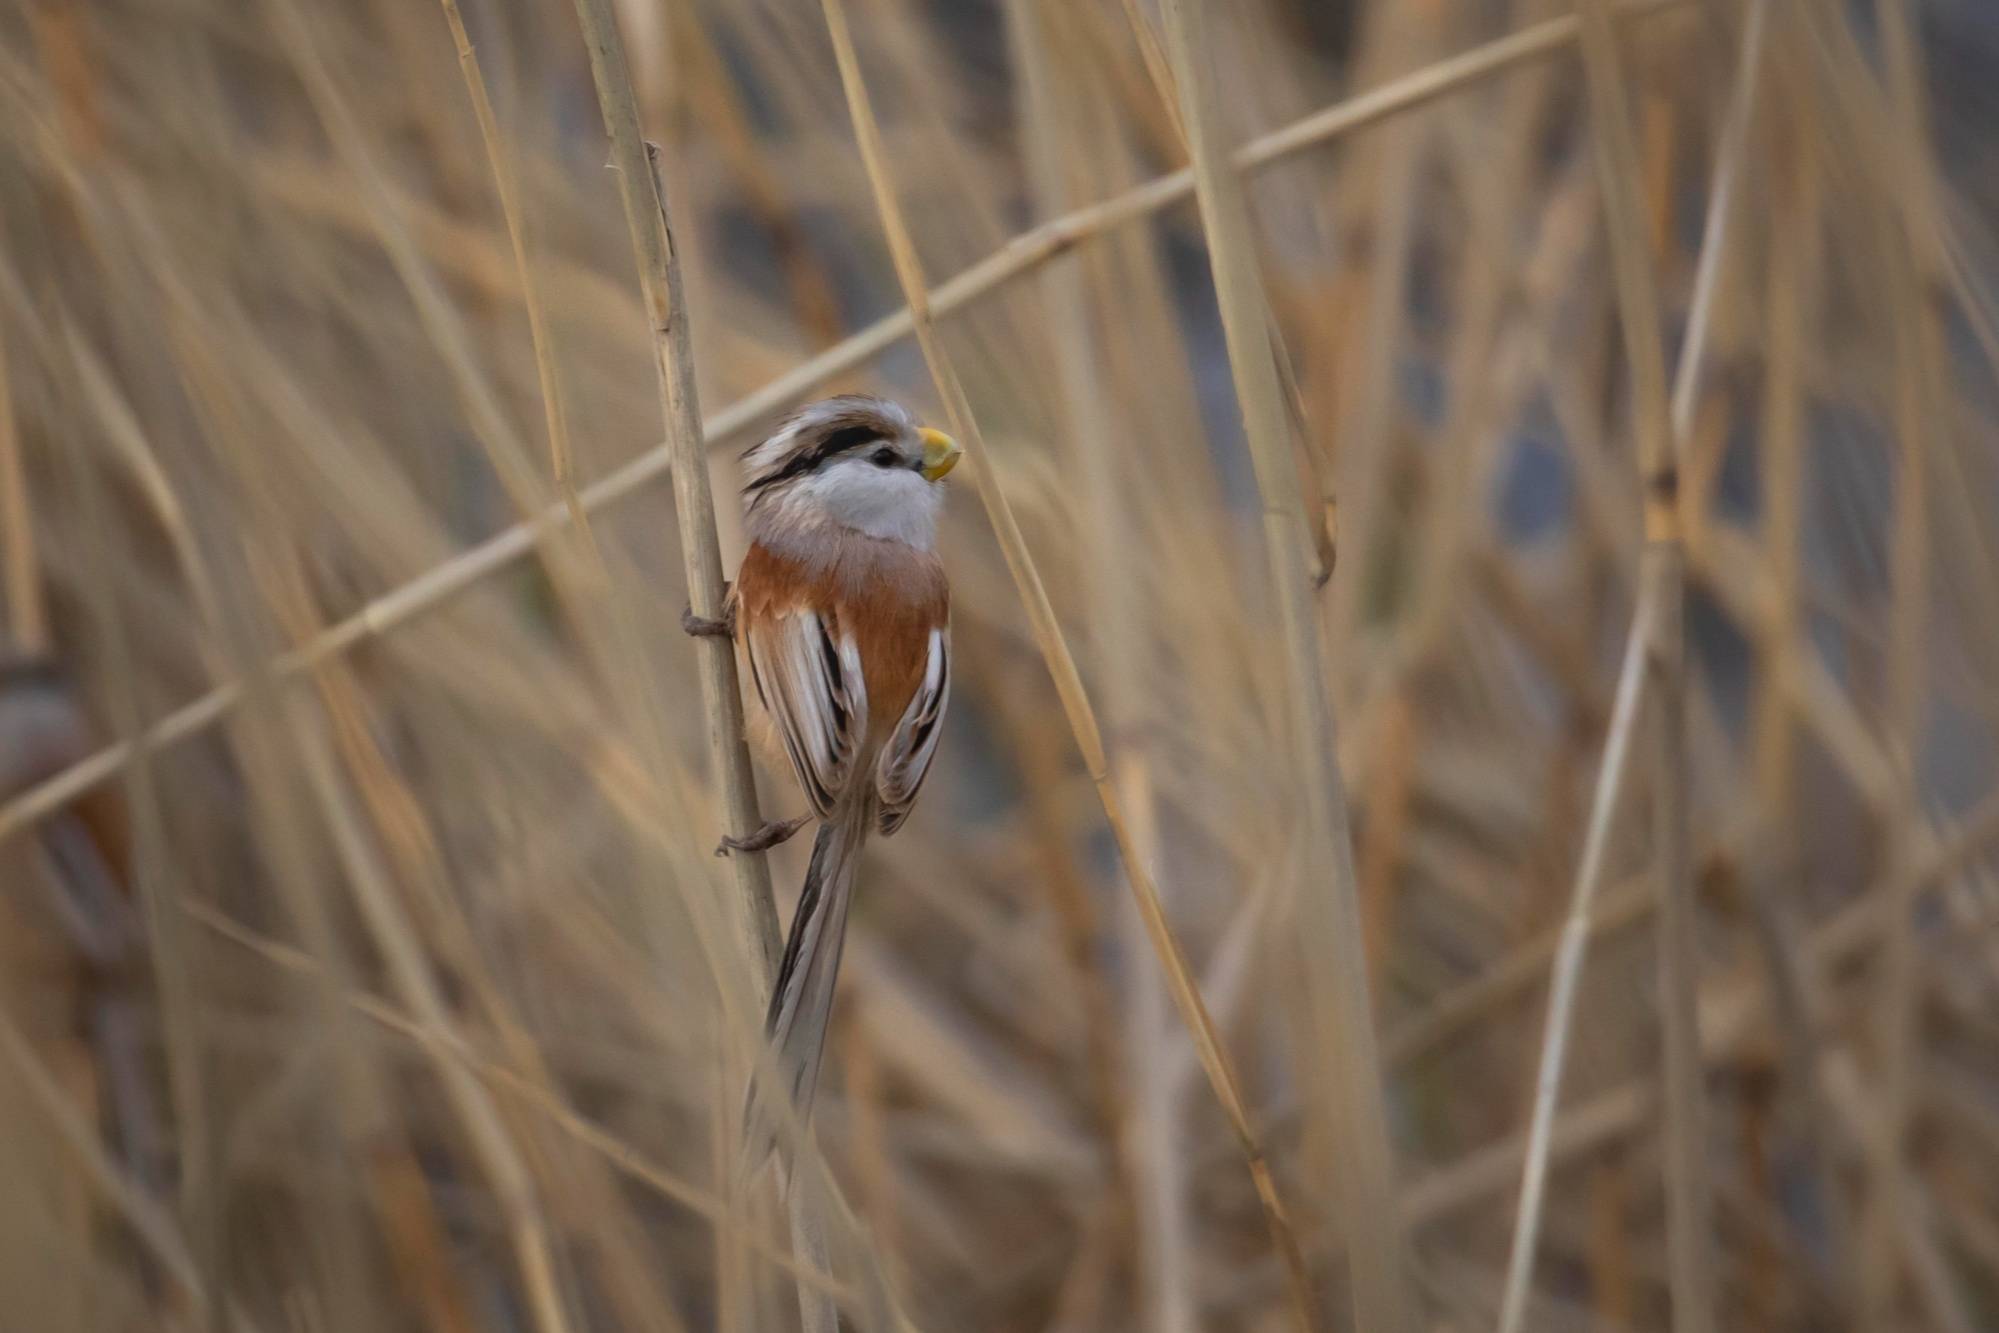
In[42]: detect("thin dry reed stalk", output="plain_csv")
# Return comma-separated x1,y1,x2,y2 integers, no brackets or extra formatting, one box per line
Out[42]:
566,4,843,1330
0,1002,204,1304
1493,594,1657,1333
268,0,547,530
278,667,575,1333
50,314,226,1326
433,0,585,527
1155,0,1408,1330
816,0,1318,1326
658,3,846,350
568,0,777,1049
179,897,866,1306
1858,0,1942,1321
1107,0,1333,582
423,19,718,1326
1495,3,1771,1330
998,1,1153,1318
0,319,43,652
270,15,729,1325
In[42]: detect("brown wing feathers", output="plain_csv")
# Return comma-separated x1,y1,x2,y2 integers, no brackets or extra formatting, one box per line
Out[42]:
736,537,947,765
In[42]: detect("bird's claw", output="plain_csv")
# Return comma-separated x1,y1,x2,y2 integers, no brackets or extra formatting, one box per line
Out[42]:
682,602,735,638
715,814,810,857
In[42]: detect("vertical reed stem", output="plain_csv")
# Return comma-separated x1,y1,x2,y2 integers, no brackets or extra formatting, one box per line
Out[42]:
817,0,1317,1326
434,0,583,523
1574,3,1717,1330
1497,1,1770,1328
566,5,832,1329
1859,0,1940,1321
566,2,782,980
1154,0,1408,1328
0,322,44,651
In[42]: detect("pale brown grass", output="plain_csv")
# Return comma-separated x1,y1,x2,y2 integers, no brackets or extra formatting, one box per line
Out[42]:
1,0,1996,1330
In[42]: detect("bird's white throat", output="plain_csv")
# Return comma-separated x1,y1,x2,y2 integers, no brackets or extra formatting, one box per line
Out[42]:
752,456,941,552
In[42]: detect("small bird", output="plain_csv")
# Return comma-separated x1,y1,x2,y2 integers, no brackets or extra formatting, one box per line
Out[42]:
0,657,134,962
707,394,959,1170
0,655,161,1212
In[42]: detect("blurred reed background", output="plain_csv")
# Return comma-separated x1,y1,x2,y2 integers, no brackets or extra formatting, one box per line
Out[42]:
1,0,1997,1329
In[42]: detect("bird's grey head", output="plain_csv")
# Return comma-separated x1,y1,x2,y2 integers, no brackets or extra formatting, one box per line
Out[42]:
741,395,959,549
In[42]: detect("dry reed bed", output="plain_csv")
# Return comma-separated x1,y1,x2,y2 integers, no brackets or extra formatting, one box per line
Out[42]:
0,0,1996,1330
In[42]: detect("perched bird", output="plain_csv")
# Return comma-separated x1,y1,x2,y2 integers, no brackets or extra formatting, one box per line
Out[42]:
0,657,134,963
702,395,959,1171
0,655,161,1212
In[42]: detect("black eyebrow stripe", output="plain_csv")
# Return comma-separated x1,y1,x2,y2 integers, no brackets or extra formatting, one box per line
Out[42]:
746,423,888,497
818,424,888,457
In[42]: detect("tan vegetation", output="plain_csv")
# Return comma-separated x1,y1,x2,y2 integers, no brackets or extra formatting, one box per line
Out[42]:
1,0,1996,1329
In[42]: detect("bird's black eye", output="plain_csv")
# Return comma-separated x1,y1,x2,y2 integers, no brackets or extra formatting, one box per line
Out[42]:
871,447,900,468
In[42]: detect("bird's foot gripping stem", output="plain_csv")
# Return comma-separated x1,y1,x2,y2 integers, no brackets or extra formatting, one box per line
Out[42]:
681,601,735,638
715,814,810,857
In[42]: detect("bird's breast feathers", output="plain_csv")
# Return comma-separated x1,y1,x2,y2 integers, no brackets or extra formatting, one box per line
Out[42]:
739,531,947,755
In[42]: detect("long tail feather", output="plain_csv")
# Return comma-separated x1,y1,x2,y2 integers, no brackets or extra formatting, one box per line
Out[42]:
741,798,871,1180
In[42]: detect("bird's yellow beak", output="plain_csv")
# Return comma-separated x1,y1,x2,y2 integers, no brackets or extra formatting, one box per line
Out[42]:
918,427,961,482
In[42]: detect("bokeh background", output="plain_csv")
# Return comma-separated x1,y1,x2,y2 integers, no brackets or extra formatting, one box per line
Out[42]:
1,0,1997,1329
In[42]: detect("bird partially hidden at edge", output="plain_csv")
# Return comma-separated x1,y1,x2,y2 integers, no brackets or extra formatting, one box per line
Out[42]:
685,394,960,1179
